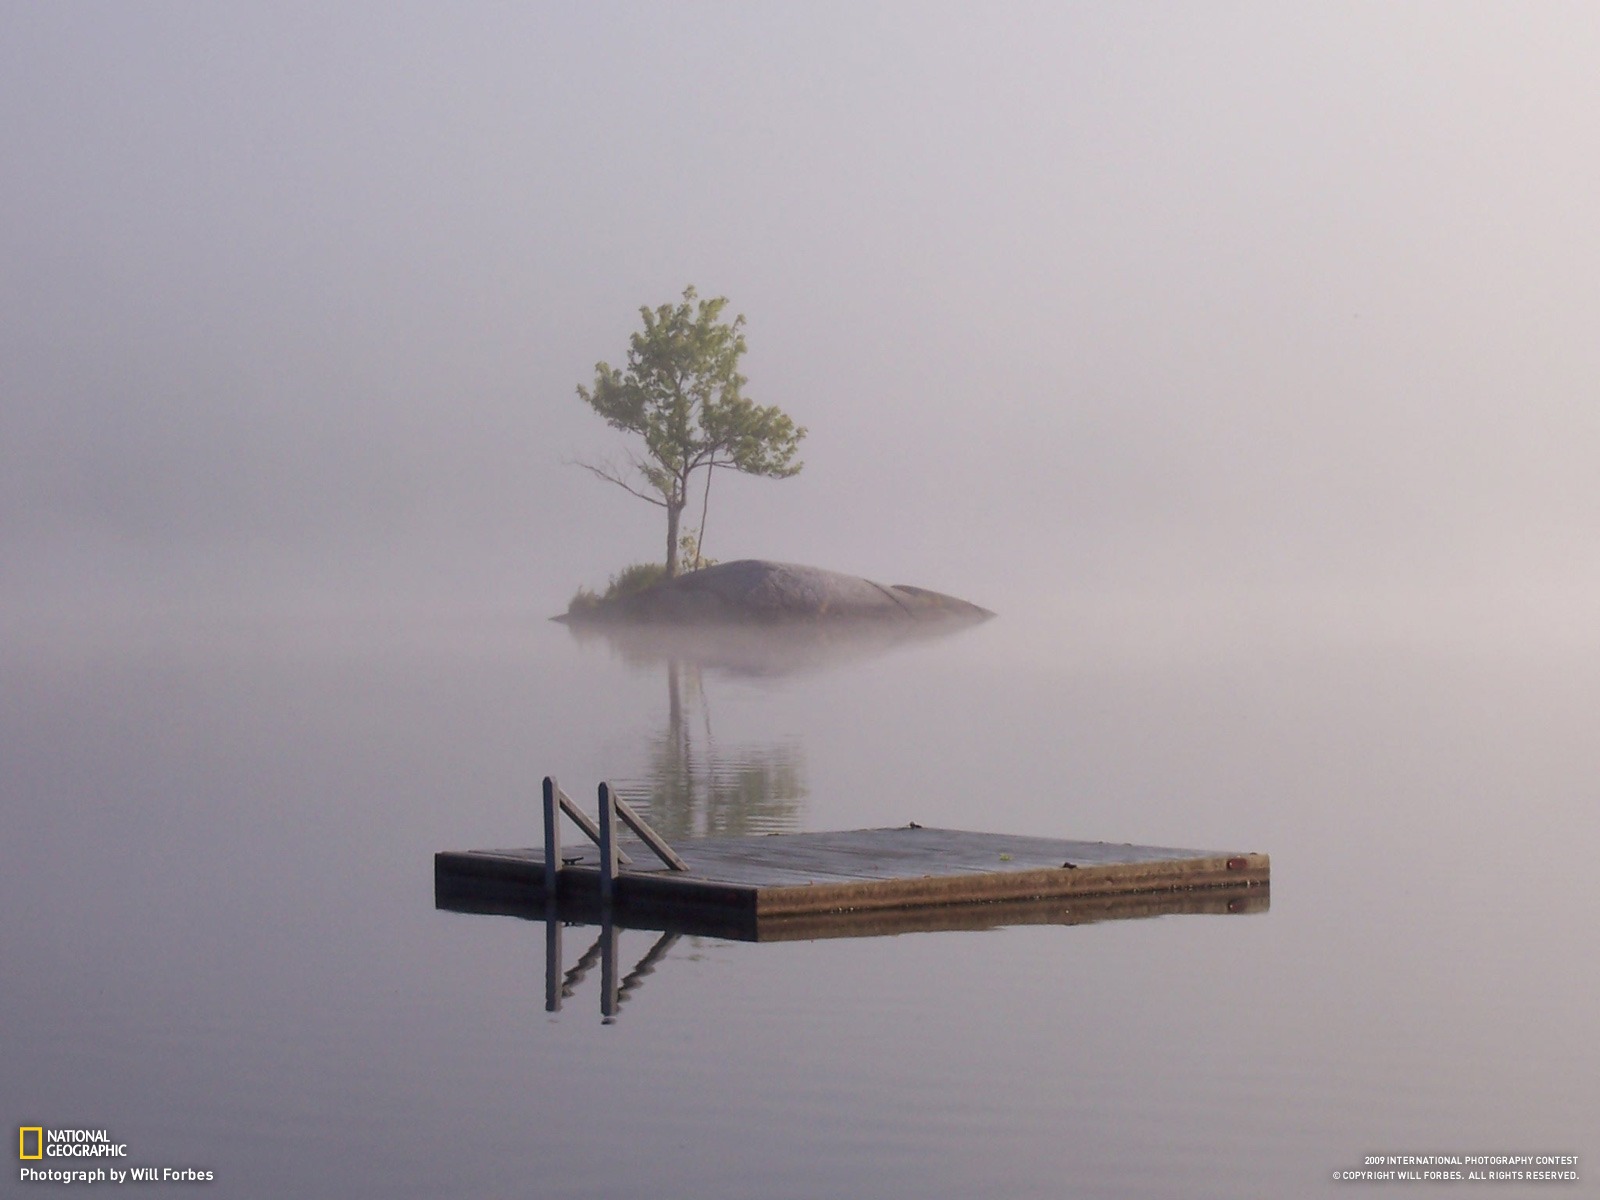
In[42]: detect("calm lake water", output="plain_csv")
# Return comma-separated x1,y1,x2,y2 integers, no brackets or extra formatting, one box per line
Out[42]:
4,601,1596,1198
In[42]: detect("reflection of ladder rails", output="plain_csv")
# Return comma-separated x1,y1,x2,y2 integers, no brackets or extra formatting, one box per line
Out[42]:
545,919,679,1020
541,776,689,903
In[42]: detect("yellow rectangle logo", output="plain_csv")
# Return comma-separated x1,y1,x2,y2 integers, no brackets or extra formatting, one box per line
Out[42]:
19,1127,43,1159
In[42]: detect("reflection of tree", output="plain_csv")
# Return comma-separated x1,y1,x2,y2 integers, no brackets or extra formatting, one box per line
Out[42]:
563,618,984,841
615,658,806,840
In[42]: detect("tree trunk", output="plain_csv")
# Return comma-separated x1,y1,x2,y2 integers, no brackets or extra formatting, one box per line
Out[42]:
696,462,713,564
665,498,683,577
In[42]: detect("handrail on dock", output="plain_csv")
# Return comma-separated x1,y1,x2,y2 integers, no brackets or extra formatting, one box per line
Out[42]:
542,776,689,904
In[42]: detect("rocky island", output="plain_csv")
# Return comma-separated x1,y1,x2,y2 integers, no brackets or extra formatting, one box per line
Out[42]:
556,559,993,625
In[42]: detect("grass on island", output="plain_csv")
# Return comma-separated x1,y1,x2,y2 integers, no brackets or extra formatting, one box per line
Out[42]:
566,561,671,615
567,537,718,616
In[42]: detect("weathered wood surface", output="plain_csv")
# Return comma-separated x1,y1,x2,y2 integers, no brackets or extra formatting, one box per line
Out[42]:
435,825,1269,934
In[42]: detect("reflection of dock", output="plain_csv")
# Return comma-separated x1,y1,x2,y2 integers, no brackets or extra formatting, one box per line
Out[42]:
435,780,1269,942
437,881,1268,944
438,889,1268,1021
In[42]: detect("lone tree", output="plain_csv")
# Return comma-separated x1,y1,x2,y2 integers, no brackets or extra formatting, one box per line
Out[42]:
575,286,806,577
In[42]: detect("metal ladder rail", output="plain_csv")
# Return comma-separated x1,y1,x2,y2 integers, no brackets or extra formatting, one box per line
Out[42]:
542,776,628,900
598,780,689,902
541,776,689,904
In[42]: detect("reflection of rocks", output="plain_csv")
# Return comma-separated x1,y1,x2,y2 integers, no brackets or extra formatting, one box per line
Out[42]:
610,660,805,840
564,609,988,680
557,559,993,626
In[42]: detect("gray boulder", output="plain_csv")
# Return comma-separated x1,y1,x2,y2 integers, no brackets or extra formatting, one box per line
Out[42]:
558,559,993,625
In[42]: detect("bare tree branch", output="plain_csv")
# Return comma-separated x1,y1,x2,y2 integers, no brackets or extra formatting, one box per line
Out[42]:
566,455,669,508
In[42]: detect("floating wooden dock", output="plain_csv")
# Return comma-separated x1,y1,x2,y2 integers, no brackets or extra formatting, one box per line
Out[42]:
435,780,1269,941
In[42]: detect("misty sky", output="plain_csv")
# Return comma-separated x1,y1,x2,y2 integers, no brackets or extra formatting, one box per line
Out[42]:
5,3,1599,633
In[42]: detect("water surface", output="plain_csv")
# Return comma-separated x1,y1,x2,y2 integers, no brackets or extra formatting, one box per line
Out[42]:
4,605,1594,1197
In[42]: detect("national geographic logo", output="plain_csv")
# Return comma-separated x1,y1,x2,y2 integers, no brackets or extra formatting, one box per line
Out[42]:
16,1127,127,1158
17,1126,215,1185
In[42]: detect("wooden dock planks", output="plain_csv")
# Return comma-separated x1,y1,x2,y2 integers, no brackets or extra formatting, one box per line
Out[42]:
435,825,1269,934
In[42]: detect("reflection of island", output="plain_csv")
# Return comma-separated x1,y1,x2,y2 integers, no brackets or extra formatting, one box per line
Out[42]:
563,613,985,680
561,587,991,855
617,657,806,840
565,614,990,839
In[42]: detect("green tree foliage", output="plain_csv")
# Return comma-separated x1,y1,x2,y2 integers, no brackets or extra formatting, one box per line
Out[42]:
575,286,805,576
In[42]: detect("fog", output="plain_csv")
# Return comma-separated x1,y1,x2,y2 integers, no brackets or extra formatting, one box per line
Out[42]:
6,3,1599,647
